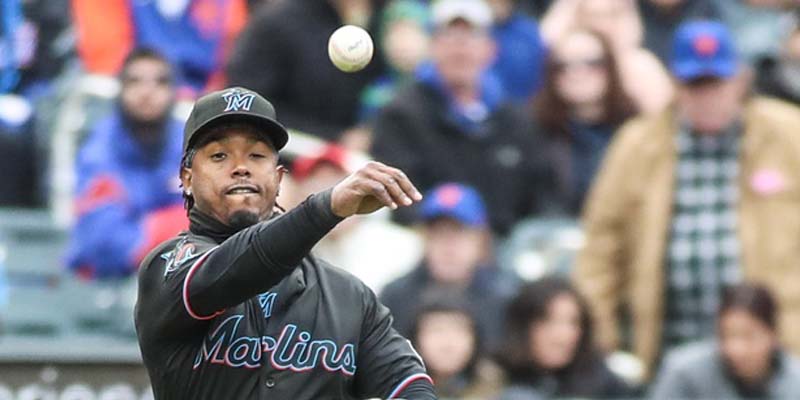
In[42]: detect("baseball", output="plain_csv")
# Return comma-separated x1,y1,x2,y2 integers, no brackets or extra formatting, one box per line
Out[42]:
328,25,374,73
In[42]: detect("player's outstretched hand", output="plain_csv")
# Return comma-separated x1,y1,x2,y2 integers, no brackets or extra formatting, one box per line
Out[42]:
330,161,422,218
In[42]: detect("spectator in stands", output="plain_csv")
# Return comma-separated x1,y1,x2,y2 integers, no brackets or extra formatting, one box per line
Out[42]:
0,0,71,206
756,22,800,105
289,144,421,292
380,183,518,351
359,0,430,124
371,0,552,236
575,20,800,375
66,49,188,280
487,0,547,102
351,0,430,152
540,0,674,114
72,0,247,95
410,290,503,398
651,283,800,399
497,277,630,400
639,0,720,64
2,0,71,97
227,0,383,142
533,28,636,215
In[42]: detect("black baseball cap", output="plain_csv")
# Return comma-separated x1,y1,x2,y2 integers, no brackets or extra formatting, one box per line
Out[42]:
182,87,289,154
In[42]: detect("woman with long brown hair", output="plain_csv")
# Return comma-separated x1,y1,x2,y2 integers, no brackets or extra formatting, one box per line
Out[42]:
532,28,636,215
540,0,674,114
497,277,631,399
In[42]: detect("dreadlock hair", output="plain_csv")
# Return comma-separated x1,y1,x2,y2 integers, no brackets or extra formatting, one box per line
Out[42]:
180,148,197,213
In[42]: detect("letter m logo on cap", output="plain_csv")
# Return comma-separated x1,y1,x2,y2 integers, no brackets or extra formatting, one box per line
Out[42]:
222,88,256,112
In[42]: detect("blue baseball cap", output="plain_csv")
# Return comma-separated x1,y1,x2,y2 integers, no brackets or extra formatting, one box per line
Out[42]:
671,20,739,82
420,183,487,227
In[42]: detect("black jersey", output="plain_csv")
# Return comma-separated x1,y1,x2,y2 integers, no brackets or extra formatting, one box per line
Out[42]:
135,191,435,399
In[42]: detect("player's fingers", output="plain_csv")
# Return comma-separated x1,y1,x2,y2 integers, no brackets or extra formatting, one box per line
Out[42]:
364,168,412,207
377,164,422,201
366,180,397,210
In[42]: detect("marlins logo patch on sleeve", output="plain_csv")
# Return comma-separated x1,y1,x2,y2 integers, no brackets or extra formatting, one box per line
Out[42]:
162,239,200,276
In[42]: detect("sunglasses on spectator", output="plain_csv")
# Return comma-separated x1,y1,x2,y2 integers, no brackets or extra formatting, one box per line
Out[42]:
554,57,607,72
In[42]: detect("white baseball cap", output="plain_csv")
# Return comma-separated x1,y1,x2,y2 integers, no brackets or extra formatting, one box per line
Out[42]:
431,0,493,30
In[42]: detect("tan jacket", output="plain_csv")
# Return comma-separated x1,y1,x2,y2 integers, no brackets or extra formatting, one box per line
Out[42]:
574,97,800,374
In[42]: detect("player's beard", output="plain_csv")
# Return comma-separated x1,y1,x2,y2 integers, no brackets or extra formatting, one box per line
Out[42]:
227,210,260,231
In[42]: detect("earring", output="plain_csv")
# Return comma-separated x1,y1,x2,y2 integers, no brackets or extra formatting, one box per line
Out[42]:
185,189,192,196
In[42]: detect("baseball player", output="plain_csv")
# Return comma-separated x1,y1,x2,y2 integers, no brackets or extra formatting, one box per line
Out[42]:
135,87,436,399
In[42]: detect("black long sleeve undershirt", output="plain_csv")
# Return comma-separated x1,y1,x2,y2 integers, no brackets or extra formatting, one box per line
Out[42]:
188,189,343,317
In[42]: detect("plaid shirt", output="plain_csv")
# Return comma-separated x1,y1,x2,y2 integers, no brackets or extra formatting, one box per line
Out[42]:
664,127,743,346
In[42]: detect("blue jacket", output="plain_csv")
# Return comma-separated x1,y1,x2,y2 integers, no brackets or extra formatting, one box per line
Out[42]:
0,0,22,93
131,0,239,91
491,12,547,102
415,62,505,137
66,110,186,279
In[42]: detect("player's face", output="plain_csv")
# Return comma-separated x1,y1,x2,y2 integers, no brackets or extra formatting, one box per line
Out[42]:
182,129,284,229
528,293,582,370
719,309,776,385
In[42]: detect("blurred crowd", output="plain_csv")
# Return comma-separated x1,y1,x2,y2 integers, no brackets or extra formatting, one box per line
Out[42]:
2,0,800,398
